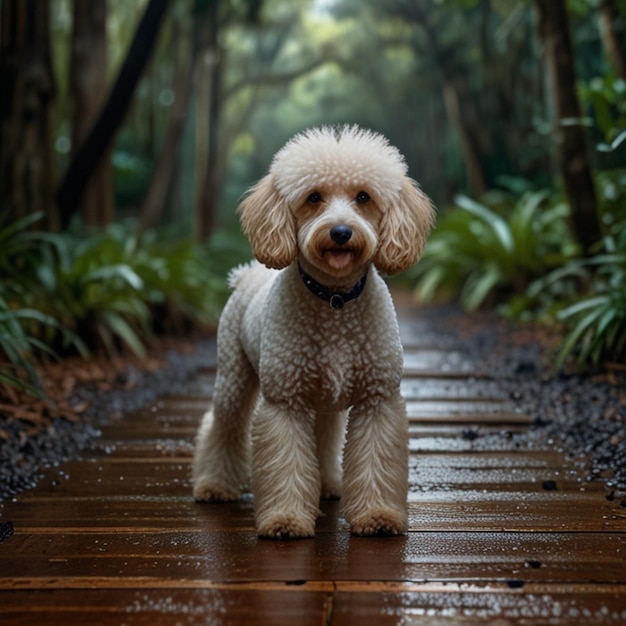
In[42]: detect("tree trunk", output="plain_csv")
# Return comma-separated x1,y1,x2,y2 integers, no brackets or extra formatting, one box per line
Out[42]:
137,22,196,232
56,0,170,230
598,0,626,82
0,0,58,229
442,81,488,197
195,0,222,242
70,0,113,227
534,0,601,252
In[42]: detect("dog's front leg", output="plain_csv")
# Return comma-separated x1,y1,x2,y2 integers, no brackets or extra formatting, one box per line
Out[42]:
252,397,321,538
342,391,409,536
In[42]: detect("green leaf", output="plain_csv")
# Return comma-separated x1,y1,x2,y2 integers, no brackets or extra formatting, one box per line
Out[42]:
80,264,144,291
454,195,514,254
558,307,606,369
100,312,147,358
557,295,610,321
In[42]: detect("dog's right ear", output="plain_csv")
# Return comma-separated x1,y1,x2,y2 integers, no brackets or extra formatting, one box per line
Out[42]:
237,174,297,269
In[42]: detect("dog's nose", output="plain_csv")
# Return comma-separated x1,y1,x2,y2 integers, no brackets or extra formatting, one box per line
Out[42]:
330,224,352,245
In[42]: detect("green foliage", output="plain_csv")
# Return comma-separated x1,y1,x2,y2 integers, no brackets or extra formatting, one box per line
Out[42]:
528,171,626,369
31,223,227,357
557,258,626,369
411,190,578,310
579,75,626,154
0,213,85,395
0,298,49,397
34,227,153,358
530,248,626,369
412,154,626,370
0,216,228,398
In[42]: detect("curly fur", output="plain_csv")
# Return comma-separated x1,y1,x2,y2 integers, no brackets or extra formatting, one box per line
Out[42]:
192,125,435,538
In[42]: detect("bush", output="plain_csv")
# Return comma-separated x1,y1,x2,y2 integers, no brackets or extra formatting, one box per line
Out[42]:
0,214,85,395
0,215,231,398
33,223,231,356
410,190,578,310
528,171,626,368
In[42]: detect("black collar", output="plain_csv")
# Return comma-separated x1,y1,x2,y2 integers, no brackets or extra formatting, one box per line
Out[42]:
298,263,368,309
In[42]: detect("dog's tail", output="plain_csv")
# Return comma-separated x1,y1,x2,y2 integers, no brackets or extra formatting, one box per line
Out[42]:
227,260,276,291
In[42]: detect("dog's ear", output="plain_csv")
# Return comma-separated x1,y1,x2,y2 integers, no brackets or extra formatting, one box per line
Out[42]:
237,174,297,269
374,178,435,275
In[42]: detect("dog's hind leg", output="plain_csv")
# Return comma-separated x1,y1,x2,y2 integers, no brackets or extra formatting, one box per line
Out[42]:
192,349,257,502
341,391,409,536
315,410,347,500
252,398,321,538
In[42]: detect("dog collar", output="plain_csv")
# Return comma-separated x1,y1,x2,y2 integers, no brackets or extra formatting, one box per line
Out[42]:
298,263,368,309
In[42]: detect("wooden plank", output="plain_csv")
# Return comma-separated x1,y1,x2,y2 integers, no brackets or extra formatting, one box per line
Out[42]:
331,583,626,625
407,400,530,424
401,377,506,400
1,531,624,586
3,494,625,534
0,587,332,626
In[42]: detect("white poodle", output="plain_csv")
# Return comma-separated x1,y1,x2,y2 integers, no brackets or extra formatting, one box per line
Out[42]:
192,125,434,538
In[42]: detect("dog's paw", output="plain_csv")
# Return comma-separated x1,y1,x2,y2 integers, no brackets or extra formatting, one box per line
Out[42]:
257,514,315,539
349,507,408,536
193,478,240,502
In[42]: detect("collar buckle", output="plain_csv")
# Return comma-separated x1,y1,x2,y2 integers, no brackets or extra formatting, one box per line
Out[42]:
329,294,345,309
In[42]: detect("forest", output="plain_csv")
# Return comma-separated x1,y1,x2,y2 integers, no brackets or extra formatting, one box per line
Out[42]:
1,0,625,405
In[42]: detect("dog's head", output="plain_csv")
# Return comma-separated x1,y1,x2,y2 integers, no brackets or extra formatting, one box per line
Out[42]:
238,125,435,278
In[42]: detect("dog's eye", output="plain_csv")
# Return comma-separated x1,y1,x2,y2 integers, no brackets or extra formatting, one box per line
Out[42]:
307,192,322,204
356,191,370,204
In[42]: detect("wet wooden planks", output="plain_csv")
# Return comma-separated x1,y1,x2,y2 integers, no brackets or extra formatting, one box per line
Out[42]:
1,311,626,624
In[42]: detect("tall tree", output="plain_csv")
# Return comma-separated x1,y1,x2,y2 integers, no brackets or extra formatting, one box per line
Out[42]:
0,0,58,229
138,15,196,232
194,0,223,241
70,0,113,227
56,0,170,229
534,0,601,252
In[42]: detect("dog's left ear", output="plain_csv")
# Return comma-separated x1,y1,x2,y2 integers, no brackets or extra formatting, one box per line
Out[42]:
374,178,435,275
237,174,298,269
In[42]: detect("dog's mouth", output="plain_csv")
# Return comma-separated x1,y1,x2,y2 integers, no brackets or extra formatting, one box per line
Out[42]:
324,248,355,270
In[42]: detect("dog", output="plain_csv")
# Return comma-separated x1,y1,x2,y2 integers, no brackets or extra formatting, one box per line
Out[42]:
192,125,434,538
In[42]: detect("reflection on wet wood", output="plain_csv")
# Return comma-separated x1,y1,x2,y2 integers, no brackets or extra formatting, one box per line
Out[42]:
1,310,625,625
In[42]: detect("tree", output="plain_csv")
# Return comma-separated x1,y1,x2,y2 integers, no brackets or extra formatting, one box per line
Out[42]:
56,0,170,229
138,10,196,232
70,0,113,227
534,0,601,252
0,0,58,229
194,0,223,241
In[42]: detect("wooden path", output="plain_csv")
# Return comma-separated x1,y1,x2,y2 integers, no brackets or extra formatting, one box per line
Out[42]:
1,305,626,624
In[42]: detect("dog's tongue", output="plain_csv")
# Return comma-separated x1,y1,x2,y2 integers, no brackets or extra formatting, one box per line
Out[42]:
327,251,352,270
